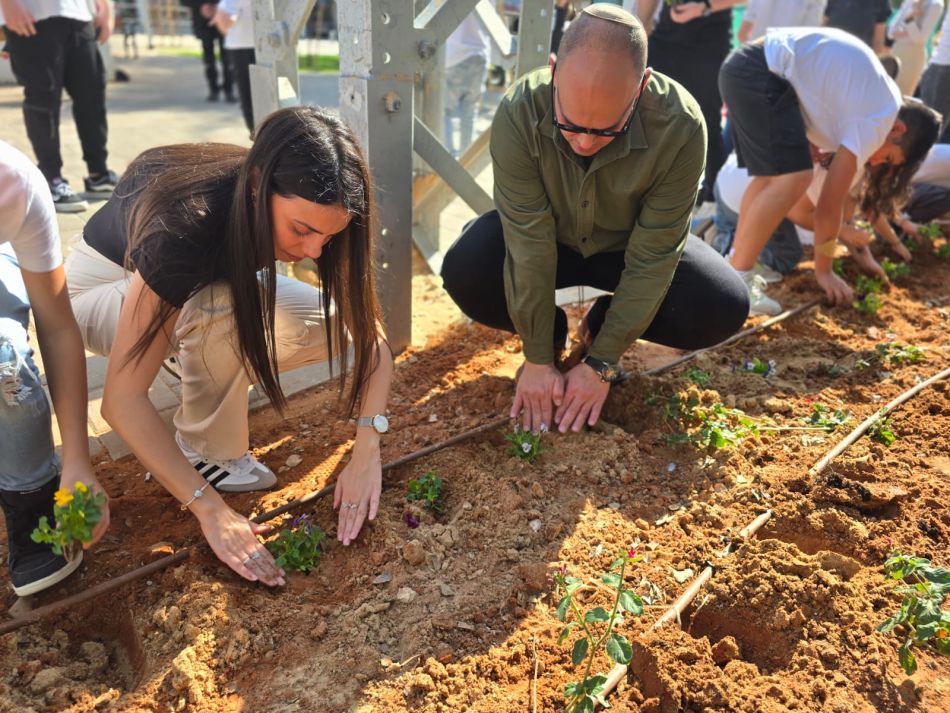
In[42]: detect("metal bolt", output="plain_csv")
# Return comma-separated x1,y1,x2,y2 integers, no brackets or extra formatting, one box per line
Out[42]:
383,91,402,113
418,40,436,59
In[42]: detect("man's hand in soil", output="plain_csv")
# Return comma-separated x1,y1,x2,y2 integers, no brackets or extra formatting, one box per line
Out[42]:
512,361,564,433
555,362,610,433
816,270,854,306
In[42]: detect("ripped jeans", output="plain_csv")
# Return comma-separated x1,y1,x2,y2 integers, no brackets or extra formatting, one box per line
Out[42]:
0,247,59,491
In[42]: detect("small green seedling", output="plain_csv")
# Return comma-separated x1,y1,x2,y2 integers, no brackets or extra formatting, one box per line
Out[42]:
918,222,944,242
853,293,883,316
875,342,925,367
817,362,849,379
880,258,910,281
804,402,851,432
854,274,885,296
506,426,543,463
902,236,919,253
663,395,759,451
868,411,897,446
937,243,950,259
554,549,643,713
406,471,445,514
684,367,711,387
31,482,106,562
735,357,776,378
266,514,326,574
877,553,950,675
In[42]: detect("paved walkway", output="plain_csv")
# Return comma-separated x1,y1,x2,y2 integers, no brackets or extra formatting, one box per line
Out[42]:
1,38,483,460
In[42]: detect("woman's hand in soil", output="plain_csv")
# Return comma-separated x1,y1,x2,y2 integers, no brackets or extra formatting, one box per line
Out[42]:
512,361,565,433
555,363,610,433
840,224,873,249
333,439,382,546
888,239,913,262
59,466,110,548
196,505,285,586
850,245,888,282
816,270,854,307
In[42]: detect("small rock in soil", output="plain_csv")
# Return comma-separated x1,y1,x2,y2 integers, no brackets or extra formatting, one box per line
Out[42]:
373,572,393,585
310,620,328,641
403,539,426,566
285,454,303,468
529,519,542,532
396,587,417,603
439,583,455,597
518,563,549,591
30,667,64,694
711,636,741,665
672,568,694,584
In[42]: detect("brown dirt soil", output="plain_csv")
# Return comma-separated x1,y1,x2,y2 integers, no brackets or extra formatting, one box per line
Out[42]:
2,246,950,713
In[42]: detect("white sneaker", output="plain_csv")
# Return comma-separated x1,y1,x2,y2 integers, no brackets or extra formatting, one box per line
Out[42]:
743,273,782,317
751,261,784,284
175,432,277,492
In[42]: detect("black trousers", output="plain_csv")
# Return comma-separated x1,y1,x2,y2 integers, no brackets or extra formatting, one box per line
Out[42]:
227,48,256,132
4,17,108,181
200,31,233,95
441,211,750,354
649,38,730,202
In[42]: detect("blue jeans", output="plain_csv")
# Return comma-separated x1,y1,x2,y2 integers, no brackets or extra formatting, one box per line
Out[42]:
444,55,487,158
0,248,58,491
712,183,803,275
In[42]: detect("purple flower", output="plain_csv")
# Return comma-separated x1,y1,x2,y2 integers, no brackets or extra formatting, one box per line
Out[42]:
290,513,312,529
404,511,420,529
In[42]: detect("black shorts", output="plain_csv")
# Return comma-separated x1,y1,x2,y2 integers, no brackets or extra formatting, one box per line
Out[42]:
718,43,812,177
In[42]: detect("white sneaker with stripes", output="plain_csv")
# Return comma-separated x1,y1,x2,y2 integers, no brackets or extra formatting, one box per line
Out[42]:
175,432,277,492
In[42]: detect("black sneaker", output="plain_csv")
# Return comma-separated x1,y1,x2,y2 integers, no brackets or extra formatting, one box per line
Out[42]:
207,90,220,102
48,178,89,213
0,479,82,597
83,169,119,195
224,91,238,103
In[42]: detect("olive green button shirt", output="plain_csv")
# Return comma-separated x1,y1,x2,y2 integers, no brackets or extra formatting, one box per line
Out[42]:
491,66,707,365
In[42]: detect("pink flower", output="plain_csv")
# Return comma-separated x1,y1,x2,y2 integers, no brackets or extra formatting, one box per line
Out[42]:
627,547,637,559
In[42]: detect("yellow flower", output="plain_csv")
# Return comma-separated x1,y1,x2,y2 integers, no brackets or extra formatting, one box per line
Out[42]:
54,488,74,508
938,629,949,639
75,482,88,494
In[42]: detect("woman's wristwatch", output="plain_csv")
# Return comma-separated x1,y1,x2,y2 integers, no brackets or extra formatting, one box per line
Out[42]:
357,414,389,433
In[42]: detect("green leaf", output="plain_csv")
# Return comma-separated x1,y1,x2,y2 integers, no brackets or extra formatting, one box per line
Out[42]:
565,576,583,595
585,675,608,694
898,640,917,675
606,633,632,665
877,615,900,633
558,622,576,645
556,595,571,622
575,698,595,713
564,681,580,699
585,607,610,624
618,590,643,615
571,637,589,666
601,572,621,588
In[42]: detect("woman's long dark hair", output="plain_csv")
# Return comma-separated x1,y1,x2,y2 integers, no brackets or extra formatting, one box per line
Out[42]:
860,98,941,220
124,106,382,418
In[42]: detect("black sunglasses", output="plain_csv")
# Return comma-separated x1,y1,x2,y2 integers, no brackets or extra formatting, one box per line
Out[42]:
551,68,649,138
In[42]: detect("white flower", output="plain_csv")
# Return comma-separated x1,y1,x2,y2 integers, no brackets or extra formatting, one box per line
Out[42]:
521,442,532,454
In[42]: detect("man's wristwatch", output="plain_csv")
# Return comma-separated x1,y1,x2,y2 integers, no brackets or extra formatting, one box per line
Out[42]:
357,414,390,433
582,355,623,384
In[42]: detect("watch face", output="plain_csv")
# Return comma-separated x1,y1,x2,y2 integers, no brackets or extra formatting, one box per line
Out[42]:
372,414,389,433
602,365,620,382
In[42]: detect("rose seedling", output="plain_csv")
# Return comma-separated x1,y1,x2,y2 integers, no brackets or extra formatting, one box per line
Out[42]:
684,367,711,387
868,411,897,446
406,471,445,514
877,553,950,675
853,293,883,316
880,258,910,281
804,402,851,432
875,342,925,367
31,482,106,561
506,425,543,463
918,222,944,242
734,357,776,378
265,513,326,574
554,549,643,713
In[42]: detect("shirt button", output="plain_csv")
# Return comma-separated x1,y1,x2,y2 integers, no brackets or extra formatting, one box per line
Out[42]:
581,200,589,208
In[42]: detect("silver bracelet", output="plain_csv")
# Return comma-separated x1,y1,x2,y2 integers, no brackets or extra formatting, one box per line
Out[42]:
180,482,212,511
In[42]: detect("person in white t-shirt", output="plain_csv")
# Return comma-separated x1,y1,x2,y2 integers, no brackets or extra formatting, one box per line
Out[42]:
887,0,945,95
919,3,950,140
738,0,826,43
444,13,491,158
0,140,110,596
210,0,255,133
0,0,119,212
719,27,940,315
